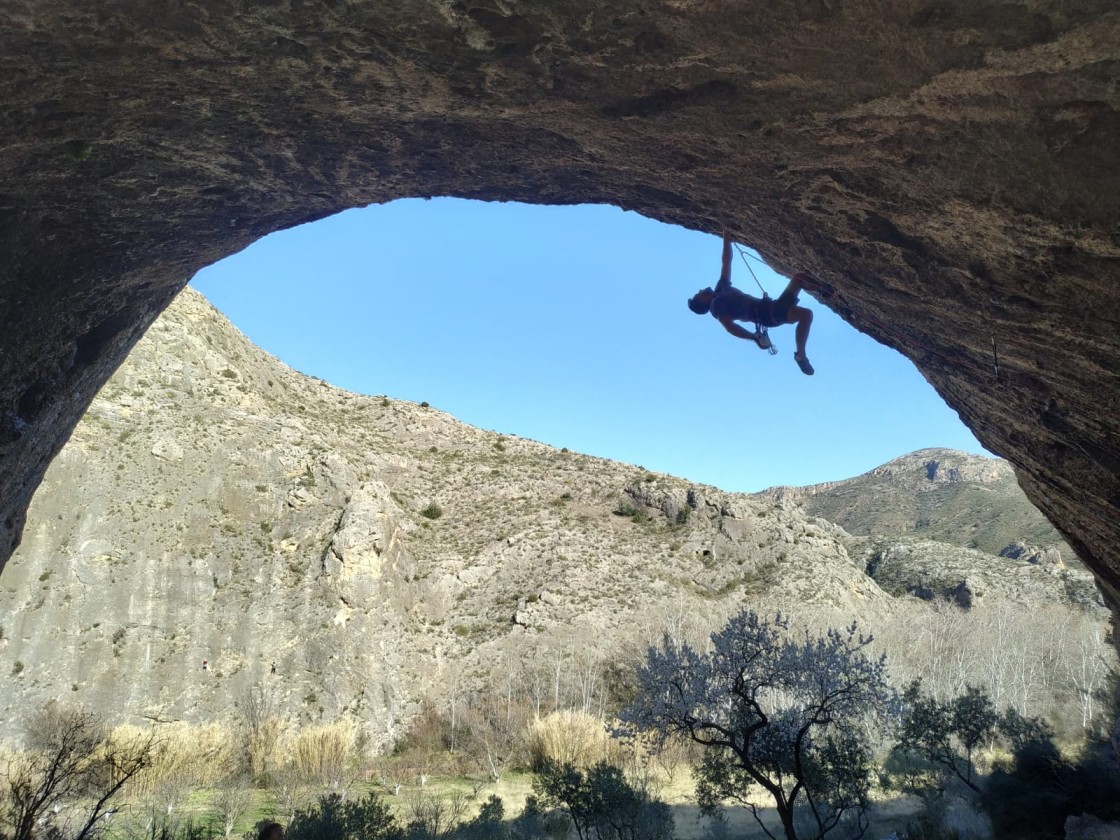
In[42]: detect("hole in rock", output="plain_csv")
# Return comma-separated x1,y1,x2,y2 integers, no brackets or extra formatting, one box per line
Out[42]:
191,198,987,492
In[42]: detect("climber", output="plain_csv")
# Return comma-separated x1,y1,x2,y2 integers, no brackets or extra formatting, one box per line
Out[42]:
687,231,818,375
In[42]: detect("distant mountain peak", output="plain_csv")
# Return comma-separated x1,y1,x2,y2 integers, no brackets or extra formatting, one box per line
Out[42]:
759,447,1067,559
866,448,1010,487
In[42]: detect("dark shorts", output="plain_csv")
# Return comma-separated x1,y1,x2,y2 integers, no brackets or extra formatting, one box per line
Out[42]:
758,286,800,328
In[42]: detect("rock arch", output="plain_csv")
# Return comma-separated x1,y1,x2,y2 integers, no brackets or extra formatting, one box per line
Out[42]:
1,2,1118,618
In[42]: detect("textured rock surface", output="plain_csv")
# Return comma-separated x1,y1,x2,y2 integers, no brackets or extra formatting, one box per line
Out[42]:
762,448,1073,559
0,289,888,732
2,288,1104,733
1,2,1118,615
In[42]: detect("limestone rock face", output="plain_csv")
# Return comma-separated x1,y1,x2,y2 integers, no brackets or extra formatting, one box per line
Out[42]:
1,2,1119,616
0,288,918,731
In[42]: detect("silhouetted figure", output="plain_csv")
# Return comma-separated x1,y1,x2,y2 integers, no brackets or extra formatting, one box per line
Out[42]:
258,822,283,840
688,231,818,375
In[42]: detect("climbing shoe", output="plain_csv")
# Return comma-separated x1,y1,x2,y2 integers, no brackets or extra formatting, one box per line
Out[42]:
794,353,815,376
754,331,772,351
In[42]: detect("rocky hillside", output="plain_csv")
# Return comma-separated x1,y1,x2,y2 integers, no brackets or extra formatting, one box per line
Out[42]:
0,289,1102,742
761,449,1073,561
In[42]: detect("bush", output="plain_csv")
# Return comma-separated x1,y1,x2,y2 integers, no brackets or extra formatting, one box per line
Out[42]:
287,720,355,787
527,710,610,771
115,721,238,797
612,502,639,519
453,795,505,840
533,760,674,840
286,791,404,840
985,737,1120,840
420,503,443,520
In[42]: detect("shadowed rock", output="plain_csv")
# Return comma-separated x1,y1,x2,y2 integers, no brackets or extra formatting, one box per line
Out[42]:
0,2,1118,625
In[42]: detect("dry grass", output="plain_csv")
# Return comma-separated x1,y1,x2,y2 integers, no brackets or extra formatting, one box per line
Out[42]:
526,709,610,769
108,722,237,796
285,719,355,783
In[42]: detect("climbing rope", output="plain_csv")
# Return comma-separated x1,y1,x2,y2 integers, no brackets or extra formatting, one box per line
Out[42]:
723,238,1120,435
733,243,769,296
732,242,779,356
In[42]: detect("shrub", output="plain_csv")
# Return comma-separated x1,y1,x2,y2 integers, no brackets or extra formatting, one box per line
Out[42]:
613,502,639,518
286,792,404,840
533,760,674,840
287,720,354,787
453,795,505,840
420,503,443,520
984,737,1120,840
114,721,238,797
527,710,610,770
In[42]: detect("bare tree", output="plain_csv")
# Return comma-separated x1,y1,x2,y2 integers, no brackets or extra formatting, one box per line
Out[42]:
269,763,311,824
212,776,254,838
572,649,604,717
525,657,552,720
1060,612,1112,734
461,693,529,783
403,788,472,840
236,683,286,783
1,703,157,840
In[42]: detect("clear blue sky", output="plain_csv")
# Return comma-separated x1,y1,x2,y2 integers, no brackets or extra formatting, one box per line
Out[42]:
190,198,989,493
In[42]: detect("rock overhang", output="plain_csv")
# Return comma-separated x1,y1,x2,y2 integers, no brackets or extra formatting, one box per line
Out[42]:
1,1,1118,616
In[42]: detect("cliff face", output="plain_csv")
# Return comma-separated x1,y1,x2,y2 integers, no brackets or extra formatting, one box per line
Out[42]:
0,288,900,733
2,289,1102,734
1,2,1118,614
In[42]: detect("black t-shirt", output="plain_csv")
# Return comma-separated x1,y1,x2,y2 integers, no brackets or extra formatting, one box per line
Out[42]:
710,285,761,322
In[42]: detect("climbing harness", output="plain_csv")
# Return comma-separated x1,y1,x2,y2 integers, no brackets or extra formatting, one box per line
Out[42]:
734,243,778,356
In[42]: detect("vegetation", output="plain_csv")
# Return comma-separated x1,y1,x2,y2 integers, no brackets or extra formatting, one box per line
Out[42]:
0,599,1116,840
621,610,896,840
5,294,1116,840
0,703,158,840
891,680,1038,794
533,761,673,840
286,792,402,840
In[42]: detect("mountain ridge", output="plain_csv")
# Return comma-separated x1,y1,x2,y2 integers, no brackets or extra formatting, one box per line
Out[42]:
759,448,1071,561
0,289,1099,741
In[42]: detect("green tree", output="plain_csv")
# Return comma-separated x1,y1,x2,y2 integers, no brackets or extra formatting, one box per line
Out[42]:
892,680,1001,795
507,795,554,840
533,760,673,840
450,795,506,840
285,791,404,840
620,609,897,840
985,733,1120,840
